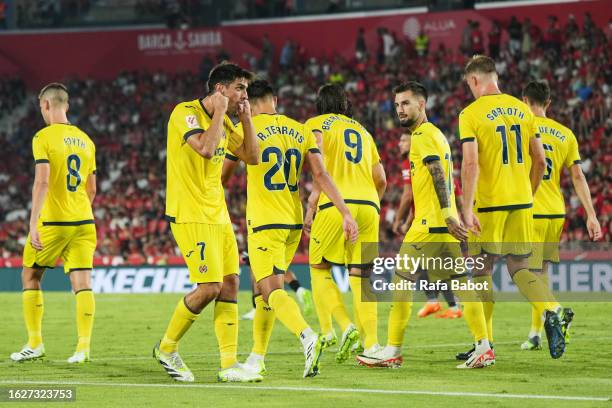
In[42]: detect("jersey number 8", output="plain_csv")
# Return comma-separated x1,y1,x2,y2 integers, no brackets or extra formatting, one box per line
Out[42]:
66,154,82,192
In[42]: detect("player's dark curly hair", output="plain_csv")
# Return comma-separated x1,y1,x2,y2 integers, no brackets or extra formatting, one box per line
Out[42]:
247,79,275,101
393,81,428,101
207,61,253,94
522,81,551,107
315,83,352,117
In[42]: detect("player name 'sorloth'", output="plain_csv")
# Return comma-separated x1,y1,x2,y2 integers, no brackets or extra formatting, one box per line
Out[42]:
373,279,489,292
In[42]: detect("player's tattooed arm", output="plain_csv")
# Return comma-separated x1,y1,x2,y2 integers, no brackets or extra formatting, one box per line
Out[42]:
426,160,468,241
426,160,451,210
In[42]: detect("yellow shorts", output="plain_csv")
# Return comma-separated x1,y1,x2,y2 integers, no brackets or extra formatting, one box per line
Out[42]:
170,222,239,284
309,203,379,268
248,228,302,282
468,207,533,257
528,216,564,270
23,221,97,273
398,230,463,282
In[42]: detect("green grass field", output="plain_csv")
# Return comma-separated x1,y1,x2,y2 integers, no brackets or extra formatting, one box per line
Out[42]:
0,292,611,407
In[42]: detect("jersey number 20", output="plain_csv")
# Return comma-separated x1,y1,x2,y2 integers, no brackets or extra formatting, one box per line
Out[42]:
66,154,82,192
262,147,301,192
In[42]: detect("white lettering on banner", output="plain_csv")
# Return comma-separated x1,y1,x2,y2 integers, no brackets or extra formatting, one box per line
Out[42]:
550,264,567,291
592,263,612,292
499,264,519,292
131,268,154,293
151,268,176,293
570,264,591,292
115,268,136,294
403,17,420,40
331,266,350,293
137,30,222,54
172,268,194,292
92,269,115,293
423,19,456,33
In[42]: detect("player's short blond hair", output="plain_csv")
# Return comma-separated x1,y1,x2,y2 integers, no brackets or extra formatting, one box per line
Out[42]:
464,55,497,77
38,82,69,107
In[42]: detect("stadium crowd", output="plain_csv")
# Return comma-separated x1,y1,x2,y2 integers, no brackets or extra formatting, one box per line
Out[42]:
0,14,610,264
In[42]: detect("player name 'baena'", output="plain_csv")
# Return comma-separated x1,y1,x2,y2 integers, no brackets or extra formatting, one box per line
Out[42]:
486,107,525,121
64,137,86,149
256,125,304,143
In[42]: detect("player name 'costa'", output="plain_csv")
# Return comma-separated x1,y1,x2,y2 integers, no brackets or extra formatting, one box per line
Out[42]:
256,125,304,143
64,137,87,149
485,107,525,121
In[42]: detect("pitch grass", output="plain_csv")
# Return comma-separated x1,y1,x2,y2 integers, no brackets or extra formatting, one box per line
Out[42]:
0,292,611,408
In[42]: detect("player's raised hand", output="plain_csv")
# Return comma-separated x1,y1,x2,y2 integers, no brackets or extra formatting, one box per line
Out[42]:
463,211,481,237
211,91,229,113
587,215,602,241
342,214,359,244
237,99,252,121
445,216,469,242
29,224,43,251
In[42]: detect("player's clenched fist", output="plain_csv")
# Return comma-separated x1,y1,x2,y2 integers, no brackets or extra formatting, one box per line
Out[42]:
237,99,252,121
342,214,359,244
211,91,229,113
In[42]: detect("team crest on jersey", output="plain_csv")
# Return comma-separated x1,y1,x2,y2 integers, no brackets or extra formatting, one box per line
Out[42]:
199,265,208,274
185,115,200,129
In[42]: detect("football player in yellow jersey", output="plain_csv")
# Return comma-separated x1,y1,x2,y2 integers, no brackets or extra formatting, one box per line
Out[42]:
222,80,357,378
12,83,97,364
153,62,262,383
519,81,601,351
459,55,573,360
357,81,492,369
304,84,387,364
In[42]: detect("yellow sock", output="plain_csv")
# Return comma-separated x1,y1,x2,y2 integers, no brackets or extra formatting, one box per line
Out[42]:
530,273,549,335
387,279,412,347
349,276,378,348
310,267,334,334
214,301,238,369
453,277,488,342
23,290,44,348
252,295,275,356
513,269,560,316
267,289,309,337
75,290,95,352
473,275,494,342
160,298,198,354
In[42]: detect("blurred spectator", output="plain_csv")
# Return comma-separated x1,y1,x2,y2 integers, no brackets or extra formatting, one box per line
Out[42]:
488,21,501,58
507,16,522,56
544,15,562,55
355,27,367,60
415,30,430,58
260,34,274,71
0,0,6,29
279,40,294,69
470,21,484,55
460,19,472,55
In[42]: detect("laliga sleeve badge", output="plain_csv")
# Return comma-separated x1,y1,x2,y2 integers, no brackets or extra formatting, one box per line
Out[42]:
199,265,208,274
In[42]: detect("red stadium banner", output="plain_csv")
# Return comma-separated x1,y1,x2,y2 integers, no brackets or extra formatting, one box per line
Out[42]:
0,0,609,88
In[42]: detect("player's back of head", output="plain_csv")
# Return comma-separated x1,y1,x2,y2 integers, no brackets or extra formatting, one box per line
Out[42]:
522,81,551,107
39,82,69,108
247,79,275,103
315,83,352,117
207,61,253,94
464,55,497,77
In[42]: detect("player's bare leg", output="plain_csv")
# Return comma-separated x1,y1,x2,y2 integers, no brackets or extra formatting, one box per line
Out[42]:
259,274,323,378
67,269,95,363
11,267,46,362
348,267,380,361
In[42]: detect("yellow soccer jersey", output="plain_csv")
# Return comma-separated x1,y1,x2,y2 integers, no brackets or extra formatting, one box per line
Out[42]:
32,123,96,223
235,113,318,233
533,116,581,216
165,99,243,224
459,94,538,211
305,114,380,210
409,122,459,233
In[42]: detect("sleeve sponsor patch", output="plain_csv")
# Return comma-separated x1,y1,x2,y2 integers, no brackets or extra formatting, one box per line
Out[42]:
185,115,201,129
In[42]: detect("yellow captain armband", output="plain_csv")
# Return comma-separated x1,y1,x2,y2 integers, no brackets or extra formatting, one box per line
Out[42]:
441,207,453,221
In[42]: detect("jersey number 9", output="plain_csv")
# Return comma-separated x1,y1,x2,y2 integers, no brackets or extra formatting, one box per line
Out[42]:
344,129,363,164
66,154,82,192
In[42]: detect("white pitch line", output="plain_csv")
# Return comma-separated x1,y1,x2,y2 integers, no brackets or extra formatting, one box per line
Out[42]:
3,336,611,364
0,380,609,402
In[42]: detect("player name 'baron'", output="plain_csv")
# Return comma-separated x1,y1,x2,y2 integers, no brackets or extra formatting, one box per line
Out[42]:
485,107,525,121
256,126,304,143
